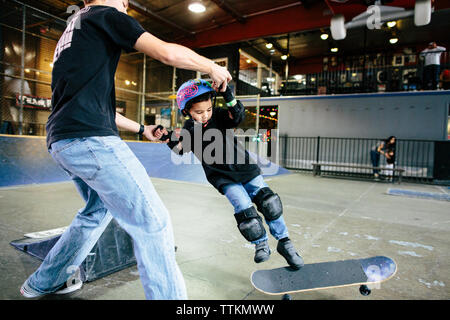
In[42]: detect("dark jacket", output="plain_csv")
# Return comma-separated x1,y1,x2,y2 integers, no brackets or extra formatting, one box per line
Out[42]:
167,101,261,194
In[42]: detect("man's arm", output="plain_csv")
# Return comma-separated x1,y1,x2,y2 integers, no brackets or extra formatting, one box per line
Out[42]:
134,32,231,91
115,112,162,141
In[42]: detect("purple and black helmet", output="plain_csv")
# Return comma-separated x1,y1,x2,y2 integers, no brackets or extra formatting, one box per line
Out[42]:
176,79,215,113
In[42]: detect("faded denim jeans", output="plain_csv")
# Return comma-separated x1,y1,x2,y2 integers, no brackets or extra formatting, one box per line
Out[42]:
25,136,187,299
222,175,289,245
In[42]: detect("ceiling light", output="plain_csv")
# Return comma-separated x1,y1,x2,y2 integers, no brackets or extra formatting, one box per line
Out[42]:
49,63,54,68
265,43,273,49
387,21,396,28
246,59,251,63
281,55,288,60
125,80,131,86
320,33,329,40
188,2,206,13
330,47,338,52
389,37,398,44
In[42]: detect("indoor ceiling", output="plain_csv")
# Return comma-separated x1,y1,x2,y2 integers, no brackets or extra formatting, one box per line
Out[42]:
7,0,450,73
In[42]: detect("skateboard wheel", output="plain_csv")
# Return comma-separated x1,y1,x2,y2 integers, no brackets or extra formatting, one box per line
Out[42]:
359,285,371,296
331,14,346,40
414,0,432,26
282,294,292,300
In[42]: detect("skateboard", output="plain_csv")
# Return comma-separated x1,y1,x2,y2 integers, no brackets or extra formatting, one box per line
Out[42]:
251,256,396,299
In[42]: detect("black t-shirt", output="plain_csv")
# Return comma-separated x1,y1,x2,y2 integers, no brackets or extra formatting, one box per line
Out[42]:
167,102,261,194
46,5,146,148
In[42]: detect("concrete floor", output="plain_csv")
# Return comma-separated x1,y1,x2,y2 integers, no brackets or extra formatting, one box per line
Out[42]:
1,173,449,300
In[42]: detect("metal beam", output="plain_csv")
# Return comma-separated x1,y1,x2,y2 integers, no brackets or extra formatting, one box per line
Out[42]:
209,0,246,24
179,2,330,48
128,0,193,38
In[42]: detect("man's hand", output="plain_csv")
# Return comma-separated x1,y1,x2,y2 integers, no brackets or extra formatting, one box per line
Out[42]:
210,63,232,92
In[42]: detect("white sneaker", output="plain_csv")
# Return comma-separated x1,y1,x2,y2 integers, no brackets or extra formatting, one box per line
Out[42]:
20,281,44,298
54,278,83,295
20,278,83,298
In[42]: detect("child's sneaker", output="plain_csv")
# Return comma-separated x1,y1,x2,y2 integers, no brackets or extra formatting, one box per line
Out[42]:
277,238,304,270
254,240,271,263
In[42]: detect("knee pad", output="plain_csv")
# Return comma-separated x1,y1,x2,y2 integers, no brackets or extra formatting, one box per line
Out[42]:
253,187,283,221
234,207,266,242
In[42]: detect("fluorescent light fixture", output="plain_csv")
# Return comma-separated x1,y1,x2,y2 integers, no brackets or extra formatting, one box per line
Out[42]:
387,21,396,28
265,43,273,49
330,47,338,52
188,2,205,13
389,37,398,44
320,33,329,40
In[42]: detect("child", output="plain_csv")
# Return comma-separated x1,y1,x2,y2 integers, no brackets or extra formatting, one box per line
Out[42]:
382,149,396,181
155,79,304,269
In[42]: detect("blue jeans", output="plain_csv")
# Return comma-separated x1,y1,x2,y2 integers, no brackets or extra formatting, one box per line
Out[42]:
222,175,289,245
423,64,440,90
370,150,380,175
25,136,187,300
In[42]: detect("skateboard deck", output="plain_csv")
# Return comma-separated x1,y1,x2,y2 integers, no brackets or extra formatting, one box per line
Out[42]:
251,256,396,296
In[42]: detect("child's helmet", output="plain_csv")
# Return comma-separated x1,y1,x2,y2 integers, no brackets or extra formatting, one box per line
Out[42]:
176,79,215,114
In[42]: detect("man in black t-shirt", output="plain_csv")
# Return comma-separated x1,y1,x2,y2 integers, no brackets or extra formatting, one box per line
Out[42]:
20,0,231,300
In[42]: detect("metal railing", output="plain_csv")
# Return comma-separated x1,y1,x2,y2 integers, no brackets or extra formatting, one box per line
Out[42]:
280,136,440,182
279,50,450,96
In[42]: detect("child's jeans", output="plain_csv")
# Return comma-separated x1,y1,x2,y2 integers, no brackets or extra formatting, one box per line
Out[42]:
24,136,187,300
222,175,289,245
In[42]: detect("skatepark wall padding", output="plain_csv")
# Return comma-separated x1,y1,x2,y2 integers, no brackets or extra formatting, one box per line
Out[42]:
241,90,450,140
0,135,290,187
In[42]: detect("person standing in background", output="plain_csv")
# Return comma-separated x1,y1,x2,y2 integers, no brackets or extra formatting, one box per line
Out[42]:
420,42,446,90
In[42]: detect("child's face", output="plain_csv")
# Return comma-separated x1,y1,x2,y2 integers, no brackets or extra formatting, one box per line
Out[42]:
188,99,213,124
